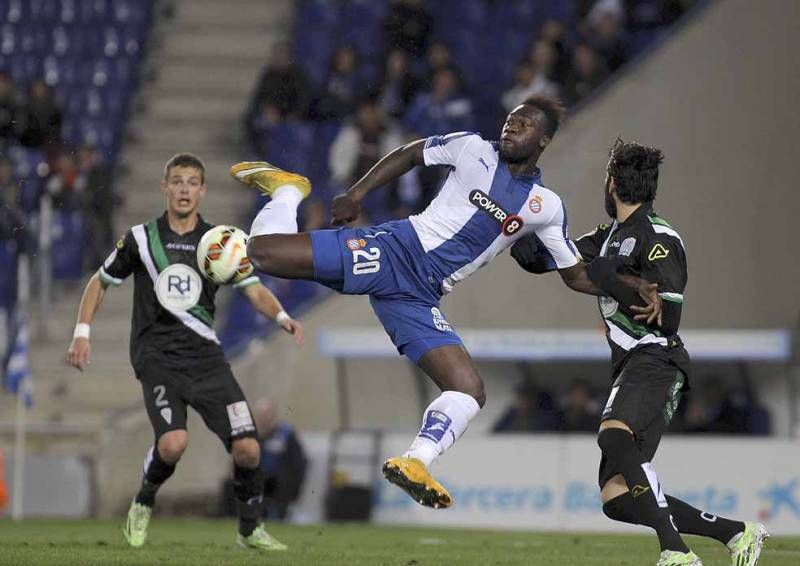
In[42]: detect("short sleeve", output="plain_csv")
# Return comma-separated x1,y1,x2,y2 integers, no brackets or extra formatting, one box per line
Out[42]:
422,132,478,167
636,232,687,336
531,197,579,270
573,223,612,263
638,233,687,297
233,275,260,290
98,230,138,286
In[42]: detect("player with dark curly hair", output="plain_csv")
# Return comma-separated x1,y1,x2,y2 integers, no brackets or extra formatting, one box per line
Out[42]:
512,139,768,566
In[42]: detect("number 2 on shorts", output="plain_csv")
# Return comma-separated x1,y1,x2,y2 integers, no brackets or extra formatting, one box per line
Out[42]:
153,385,168,408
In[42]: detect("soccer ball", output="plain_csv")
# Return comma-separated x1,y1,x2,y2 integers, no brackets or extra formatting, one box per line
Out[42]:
196,225,253,284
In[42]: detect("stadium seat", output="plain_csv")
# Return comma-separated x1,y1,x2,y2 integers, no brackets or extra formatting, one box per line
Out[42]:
256,121,315,174
0,240,19,311
51,210,85,280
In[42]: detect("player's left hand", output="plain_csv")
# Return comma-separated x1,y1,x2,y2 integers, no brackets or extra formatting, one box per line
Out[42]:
331,193,361,226
280,317,304,347
630,282,662,326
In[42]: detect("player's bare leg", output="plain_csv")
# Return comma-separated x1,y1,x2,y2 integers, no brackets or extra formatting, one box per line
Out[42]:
124,430,187,547
383,345,485,509
230,161,315,279
247,233,315,279
231,437,287,552
232,162,486,509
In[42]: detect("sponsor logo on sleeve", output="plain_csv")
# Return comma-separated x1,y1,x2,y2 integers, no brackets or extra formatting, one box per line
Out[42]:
469,189,525,236
648,243,670,261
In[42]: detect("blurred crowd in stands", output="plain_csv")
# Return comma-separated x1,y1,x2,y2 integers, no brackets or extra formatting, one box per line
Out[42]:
224,0,696,353
244,0,694,227
493,375,771,435
0,0,152,311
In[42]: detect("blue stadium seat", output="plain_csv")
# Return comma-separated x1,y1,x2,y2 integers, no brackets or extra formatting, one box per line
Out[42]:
257,121,315,174
29,0,59,20
341,0,388,59
295,0,341,28
293,29,336,89
4,0,27,24
51,210,85,280
8,146,45,179
0,240,19,311
18,177,43,214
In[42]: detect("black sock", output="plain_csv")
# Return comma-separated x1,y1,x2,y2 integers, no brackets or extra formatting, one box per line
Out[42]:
666,495,745,545
135,446,176,507
603,492,745,546
233,465,264,537
598,429,689,553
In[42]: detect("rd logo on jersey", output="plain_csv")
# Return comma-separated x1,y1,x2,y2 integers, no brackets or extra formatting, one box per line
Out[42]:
469,189,524,236
155,263,202,311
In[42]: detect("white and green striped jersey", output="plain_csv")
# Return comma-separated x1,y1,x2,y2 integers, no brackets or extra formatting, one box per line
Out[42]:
574,203,687,372
100,213,258,372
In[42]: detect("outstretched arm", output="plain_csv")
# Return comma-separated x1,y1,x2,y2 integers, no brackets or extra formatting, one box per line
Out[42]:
559,261,662,325
242,283,304,346
512,231,662,324
331,139,426,225
66,273,108,371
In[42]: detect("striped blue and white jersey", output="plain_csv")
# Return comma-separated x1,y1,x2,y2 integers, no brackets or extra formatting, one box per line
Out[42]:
409,132,579,293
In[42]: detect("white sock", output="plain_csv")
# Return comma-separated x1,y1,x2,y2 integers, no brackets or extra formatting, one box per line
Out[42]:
249,184,304,236
404,391,481,467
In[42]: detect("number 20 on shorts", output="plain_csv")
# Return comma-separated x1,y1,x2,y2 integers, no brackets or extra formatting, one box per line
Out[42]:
352,247,381,275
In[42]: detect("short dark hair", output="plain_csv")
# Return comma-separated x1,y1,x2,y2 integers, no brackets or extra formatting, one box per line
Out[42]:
164,153,205,183
520,95,565,138
607,138,664,204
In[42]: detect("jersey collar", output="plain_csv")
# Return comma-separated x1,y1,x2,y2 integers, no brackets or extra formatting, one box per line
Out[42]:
618,201,653,227
502,162,542,184
160,211,205,236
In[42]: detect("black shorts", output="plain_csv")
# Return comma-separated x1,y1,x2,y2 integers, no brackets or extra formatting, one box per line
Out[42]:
598,348,686,488
138,358,257,451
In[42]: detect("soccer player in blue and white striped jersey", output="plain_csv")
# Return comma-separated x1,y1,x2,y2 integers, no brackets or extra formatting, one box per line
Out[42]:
230,96,660,509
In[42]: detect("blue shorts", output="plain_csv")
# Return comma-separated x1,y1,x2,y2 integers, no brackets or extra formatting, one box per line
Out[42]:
310,220,463,362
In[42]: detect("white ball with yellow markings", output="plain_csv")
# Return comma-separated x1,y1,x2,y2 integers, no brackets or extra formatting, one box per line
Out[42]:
197,225,253,284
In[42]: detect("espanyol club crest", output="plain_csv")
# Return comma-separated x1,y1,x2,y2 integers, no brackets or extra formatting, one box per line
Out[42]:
155,263,202,311
346,238,366,251
528,194,543,214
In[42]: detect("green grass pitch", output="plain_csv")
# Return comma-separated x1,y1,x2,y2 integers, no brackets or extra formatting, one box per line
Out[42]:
0,519,797,565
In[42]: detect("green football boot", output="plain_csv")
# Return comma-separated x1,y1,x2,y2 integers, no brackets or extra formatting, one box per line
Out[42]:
236,524,288,552
122,501,151,548
656,550,703,565
728,522,769,566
